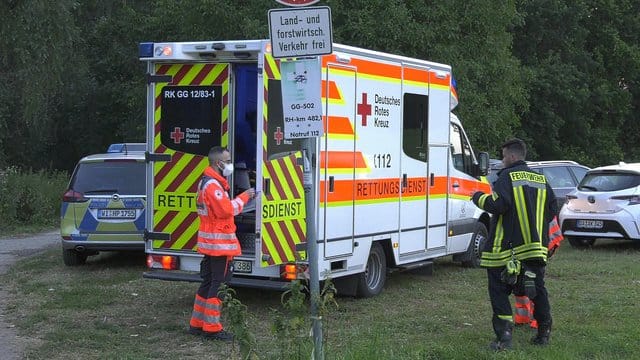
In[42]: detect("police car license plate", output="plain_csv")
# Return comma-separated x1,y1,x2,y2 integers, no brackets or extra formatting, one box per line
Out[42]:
576,219,603,229
98,209,136,219
233,260,252,273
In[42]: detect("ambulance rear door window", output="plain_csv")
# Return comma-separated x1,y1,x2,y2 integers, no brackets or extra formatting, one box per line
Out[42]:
160,85,221,155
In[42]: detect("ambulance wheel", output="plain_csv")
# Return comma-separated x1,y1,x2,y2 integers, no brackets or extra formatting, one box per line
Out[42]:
567,236,595,248
356,242,386,298
63,249,87,266
462,222,488,268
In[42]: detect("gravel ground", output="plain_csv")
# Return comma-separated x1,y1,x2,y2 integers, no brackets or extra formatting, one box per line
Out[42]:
0,230,59,360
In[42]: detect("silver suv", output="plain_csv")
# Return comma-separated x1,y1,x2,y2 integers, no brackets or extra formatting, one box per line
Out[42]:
488,160,589,210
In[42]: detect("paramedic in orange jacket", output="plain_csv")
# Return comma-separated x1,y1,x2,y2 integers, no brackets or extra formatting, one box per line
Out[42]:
189,146,255,341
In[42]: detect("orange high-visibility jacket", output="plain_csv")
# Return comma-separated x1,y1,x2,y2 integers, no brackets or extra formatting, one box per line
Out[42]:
548,216,564,255
196,167,250,257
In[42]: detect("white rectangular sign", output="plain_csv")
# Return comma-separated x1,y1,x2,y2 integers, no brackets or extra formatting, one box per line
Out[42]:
268,6,332,58
280,58,323,139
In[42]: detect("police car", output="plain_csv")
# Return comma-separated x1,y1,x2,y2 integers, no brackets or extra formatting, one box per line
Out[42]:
60,151,146,265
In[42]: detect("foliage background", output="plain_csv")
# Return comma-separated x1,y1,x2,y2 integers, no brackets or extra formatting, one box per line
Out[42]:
1,0,638,173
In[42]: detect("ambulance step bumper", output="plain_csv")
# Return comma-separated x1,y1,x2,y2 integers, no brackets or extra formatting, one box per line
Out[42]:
142,270,290,291
390,260,434,275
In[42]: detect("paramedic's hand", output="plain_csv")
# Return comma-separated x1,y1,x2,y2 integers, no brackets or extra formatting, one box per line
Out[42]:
245,188,256,199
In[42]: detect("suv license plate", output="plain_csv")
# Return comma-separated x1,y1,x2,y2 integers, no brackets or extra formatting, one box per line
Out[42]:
233,260,252,274
98,209,136,219
576,220,604,229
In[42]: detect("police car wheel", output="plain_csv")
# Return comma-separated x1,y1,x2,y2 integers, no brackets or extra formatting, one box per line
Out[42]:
356,242,386,298
462,223,488,268
63,249,87,266
567,236,596,248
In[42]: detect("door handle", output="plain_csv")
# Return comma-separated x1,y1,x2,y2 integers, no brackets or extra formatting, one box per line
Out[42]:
264,178,270,196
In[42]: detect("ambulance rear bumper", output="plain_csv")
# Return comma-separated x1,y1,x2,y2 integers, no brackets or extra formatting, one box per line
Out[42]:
142,270,290,291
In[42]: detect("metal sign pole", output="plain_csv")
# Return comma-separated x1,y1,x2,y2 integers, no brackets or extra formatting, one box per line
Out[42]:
303,139,323,360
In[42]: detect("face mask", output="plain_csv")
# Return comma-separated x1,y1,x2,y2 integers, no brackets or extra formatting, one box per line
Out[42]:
220,162,234,177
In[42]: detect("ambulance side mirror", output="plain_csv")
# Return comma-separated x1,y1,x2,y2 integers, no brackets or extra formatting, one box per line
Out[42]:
476,152,490,177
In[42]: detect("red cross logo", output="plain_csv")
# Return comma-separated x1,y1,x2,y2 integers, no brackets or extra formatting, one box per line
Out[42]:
274,127,284,145
170,127,185,144
357,93,372,126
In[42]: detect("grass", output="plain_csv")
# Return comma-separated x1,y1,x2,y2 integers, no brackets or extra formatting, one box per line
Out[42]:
2,240,640,359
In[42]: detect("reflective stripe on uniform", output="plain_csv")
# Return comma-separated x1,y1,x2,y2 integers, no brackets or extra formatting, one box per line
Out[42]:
513,186,531,244
197,242,240,252
198,231,237,240
202,297,223,333
231,198,245,215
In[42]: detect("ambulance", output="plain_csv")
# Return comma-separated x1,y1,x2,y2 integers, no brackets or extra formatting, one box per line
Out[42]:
139,40,491,297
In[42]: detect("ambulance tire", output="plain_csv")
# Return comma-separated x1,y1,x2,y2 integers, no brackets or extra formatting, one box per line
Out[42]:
63,248,87,266
356,242,386,298
462,223,488,268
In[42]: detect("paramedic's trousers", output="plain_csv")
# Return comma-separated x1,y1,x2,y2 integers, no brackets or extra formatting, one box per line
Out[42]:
487,263,552,327
190,255,232,333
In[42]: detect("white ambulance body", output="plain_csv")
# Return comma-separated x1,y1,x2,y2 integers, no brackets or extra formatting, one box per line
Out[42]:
140,40,491,297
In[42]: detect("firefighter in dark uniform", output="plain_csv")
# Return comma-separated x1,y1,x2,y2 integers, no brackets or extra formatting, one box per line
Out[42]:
472,138,557,350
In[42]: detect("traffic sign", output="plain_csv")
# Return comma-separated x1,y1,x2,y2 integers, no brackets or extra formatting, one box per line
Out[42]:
268,6,332,58
275,0,320,6
280,58,323,139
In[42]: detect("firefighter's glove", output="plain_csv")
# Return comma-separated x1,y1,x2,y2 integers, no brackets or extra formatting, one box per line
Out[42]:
471,191,484,205
548,246,558,258
500,259,520,285
523,270,537,299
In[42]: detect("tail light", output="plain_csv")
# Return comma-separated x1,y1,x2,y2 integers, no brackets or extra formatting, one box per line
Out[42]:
565,194,577,204
610,195,640,205
280,263,309,280
146,254,179,270
62,189,87,202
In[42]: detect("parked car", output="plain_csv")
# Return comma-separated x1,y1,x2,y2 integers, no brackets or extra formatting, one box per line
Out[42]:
560,162,640,248
487,160,589,210
107,142,146,153
60,152,146,265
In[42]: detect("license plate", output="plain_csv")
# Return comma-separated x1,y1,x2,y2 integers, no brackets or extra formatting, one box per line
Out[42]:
576,219,604,229
98,209,136,219
233,260,252,274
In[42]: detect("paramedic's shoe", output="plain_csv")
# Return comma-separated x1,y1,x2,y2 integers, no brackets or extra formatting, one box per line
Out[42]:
531,326,550,346
203,330,234,342
188,326,205,336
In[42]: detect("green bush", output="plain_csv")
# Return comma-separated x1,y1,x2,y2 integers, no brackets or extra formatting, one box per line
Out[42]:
0,167,69,233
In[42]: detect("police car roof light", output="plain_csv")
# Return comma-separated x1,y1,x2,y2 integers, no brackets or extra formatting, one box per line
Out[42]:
139,42,154,58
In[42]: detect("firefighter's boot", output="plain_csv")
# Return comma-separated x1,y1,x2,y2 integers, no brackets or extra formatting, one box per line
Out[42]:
531,323,551,345
489,319,513,351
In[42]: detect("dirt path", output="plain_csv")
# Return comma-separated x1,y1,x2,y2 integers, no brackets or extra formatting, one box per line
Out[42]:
0,230,59,360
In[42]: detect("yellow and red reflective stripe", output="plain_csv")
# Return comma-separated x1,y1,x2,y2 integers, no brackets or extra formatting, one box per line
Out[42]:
321,54,453,87
323,116,355,139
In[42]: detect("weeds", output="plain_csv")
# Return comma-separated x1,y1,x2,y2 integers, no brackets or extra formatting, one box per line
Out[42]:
0,166,68,233
220,278,338,359
219,284,259,360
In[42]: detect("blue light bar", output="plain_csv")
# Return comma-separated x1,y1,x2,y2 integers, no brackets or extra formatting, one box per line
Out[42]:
139,42,154,58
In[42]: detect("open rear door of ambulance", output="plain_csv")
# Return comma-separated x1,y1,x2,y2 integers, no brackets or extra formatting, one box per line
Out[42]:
145,62,231,278
258,53,307,272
